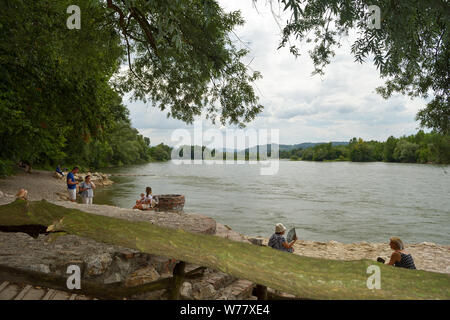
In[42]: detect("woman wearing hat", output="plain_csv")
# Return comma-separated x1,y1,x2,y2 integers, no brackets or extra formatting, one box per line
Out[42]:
268,223,297,253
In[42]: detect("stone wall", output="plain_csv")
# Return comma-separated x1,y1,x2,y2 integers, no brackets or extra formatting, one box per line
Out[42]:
0,230,256,300
154,194,185,212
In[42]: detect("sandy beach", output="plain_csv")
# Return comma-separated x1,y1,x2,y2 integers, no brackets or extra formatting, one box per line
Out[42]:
0,169,449,275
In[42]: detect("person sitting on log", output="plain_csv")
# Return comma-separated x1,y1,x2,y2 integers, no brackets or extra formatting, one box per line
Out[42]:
268,223,297,253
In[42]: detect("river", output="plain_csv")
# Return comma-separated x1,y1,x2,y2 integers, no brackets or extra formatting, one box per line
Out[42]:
94,160,450,244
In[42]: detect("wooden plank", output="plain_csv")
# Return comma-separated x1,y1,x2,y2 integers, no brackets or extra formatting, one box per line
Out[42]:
14,284,32,300
51,291,70,300
0,281,10,293
69,294,77,300
0,283,20,300
22,287,46,300
42,289,56,300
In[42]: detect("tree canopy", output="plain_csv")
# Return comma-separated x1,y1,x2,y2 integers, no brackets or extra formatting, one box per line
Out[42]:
107,0,263,126
271,0,449,133
1,0,448,175
0,0,167,174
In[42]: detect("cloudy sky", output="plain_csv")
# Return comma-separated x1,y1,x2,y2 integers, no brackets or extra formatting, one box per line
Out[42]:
125,0,427,148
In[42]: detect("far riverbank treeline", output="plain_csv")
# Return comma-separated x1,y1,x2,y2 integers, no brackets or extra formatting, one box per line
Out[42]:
281,131,450,164
0,1,171,176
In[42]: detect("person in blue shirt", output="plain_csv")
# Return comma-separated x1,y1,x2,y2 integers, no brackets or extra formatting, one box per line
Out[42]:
67,167,79,202
56,165,65,177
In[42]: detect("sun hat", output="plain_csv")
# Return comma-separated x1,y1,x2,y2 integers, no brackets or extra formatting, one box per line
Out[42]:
275,223,287,233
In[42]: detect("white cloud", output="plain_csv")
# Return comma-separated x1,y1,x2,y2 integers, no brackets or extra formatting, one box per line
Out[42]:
124,0,427,147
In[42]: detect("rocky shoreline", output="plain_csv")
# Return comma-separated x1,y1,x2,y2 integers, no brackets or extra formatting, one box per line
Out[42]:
245,237,450,275
0,170,449,277
0,169,113,203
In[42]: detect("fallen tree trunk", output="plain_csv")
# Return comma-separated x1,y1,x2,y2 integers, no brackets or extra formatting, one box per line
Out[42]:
0,200,449,299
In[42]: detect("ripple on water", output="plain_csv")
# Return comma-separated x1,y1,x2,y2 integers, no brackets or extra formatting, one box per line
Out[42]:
95,161,450,244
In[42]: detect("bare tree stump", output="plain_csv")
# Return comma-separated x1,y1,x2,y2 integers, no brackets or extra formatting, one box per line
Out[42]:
170,261,185,300
254,284,267,300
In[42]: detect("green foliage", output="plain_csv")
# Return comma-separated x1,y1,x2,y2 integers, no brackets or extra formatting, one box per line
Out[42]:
107,0,263,127
383,136,397,162
348,138,383,162
393,140,419,163
0,159,15,177
280,131,450,164
149,143,172,162
0,0,171,172
275,0,449,134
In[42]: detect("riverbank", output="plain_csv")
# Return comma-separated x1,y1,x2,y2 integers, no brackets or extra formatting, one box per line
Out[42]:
244,237,450,275
0,169,113,203
0,170,449,275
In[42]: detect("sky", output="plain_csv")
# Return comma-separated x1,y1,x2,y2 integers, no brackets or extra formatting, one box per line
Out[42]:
124,0,427,148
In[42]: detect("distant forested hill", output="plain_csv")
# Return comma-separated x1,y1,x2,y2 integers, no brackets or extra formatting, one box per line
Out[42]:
280,132,449,164
278,142,348,151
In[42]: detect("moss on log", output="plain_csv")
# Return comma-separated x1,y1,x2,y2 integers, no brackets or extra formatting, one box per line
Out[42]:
0,200,449,300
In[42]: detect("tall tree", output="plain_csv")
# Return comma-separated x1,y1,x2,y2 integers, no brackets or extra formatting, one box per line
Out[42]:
0,0,124,166
106,0,263,127
1,0,261,171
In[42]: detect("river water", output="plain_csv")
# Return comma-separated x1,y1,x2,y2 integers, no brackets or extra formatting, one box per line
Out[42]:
94,161,450,245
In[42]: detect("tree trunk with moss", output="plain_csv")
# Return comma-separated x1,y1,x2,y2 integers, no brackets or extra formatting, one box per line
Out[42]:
0,200,449,300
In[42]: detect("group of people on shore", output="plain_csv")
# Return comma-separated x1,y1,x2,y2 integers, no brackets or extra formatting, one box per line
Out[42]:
64,167,157,209
63,164,417,269
66,167,96,204
268,223,416,270
133,186,158,210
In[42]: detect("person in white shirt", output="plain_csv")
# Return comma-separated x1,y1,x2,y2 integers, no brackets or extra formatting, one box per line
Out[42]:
143,186,155,209
134,187,157,210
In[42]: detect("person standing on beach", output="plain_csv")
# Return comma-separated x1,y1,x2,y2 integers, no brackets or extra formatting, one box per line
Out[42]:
67,167,79,202
79,175,95,205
